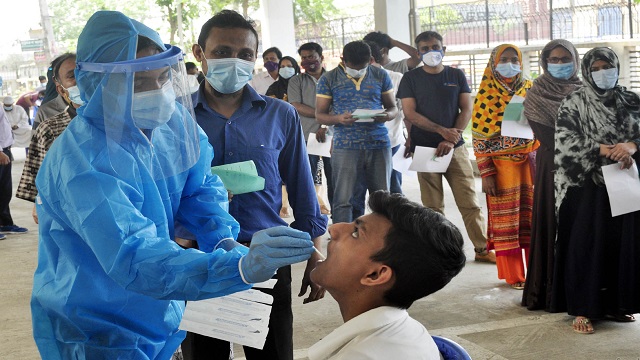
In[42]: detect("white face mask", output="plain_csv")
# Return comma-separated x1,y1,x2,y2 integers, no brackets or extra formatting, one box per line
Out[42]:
186,74,200,94
278,67,296,79
421,50,443,67
132,81,176,129
344,65,367,79
3,105,12,111
591,68,618,90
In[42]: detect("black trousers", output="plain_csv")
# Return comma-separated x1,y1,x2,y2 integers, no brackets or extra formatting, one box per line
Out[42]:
181,265,294,360
0,147,14,226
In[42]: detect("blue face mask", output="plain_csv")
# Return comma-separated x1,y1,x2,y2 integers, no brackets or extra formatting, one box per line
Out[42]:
547,63,574,80
591,68,618,90
132,80,176,129
344,65,367,79
65,85,85,106
278,67,296,79
495,62,521,78
204,57,254,94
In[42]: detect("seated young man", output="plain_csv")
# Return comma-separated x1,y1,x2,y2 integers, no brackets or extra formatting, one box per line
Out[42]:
309,190,466,360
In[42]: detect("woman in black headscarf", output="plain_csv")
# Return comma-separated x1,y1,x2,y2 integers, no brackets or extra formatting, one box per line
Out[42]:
553,47,640,334
521,39,582,311
266,56,300,101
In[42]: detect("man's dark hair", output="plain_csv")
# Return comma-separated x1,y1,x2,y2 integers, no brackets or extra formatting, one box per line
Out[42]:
368,190,466,309
363,31,392,49
136,36,163,53
52,53,77,83
364,40,382,64
298,42,323,57
39,75,47,82
185,62,197,72
342,41,371,66
198,10,259,51
262,47,282,61
414,31,444,47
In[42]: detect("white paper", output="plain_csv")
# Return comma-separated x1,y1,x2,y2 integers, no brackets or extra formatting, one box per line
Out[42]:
352,108,385,122
179,289,274,350
392,144,414,175
601,162,640,217
307,133,332,158
352,108,386,118
408,146,454,173
500,116,534,139
500,95,533,139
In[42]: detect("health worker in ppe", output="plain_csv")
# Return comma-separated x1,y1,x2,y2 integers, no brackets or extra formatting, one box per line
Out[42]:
30,10,315,360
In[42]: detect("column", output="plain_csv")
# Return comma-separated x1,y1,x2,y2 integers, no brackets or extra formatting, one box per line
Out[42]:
260,0,297,57
374,0,413,60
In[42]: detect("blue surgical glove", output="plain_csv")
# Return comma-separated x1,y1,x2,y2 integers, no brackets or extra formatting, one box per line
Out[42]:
239,226,314,284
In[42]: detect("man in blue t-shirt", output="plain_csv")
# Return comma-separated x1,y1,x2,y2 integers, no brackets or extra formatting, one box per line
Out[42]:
397,31,495,263
316,41,397,224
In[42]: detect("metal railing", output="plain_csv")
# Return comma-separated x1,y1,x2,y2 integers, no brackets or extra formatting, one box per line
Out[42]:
294,15,374,57
419,0,638,49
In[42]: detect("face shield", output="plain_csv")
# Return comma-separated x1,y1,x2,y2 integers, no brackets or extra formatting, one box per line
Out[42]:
76,45,199,181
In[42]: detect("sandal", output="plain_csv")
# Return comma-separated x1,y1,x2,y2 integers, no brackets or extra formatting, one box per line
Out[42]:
606,314,636,322
510,281,525,290
572,316,595,334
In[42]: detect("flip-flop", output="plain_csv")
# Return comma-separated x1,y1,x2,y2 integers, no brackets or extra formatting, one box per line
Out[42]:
510,282,525,290
572,317,595,334
606,314,636,322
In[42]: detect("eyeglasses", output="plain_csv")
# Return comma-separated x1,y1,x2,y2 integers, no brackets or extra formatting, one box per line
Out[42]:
547,57,572,64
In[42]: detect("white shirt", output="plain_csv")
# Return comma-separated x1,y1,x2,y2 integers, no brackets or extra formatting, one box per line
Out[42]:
249,71,277,95
0,110,14,149
4,106,31,148
308,306,441,360
384,69,405,148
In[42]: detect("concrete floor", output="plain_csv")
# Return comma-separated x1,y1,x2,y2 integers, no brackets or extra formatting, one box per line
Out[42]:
2,153,639,360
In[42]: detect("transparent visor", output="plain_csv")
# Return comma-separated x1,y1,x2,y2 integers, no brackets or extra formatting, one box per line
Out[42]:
78,46,200,181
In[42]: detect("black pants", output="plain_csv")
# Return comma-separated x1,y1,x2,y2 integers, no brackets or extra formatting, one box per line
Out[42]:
0,147,14,226
181,265,294,360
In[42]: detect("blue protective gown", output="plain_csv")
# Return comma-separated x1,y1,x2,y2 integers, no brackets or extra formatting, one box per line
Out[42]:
30,11,251,359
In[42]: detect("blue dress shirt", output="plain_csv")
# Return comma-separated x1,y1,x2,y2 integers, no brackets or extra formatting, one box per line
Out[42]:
194,84,327,241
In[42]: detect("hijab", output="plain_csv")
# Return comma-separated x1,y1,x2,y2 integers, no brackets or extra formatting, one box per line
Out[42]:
472,44,537,156
554,47,640,213
523,40,582,128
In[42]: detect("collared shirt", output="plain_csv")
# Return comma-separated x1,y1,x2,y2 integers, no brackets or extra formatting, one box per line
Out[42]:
17,107,74,202
193,84,327,241
316,65,393,150
249,71,278,95
287,71,325,140
0,110,13,149
307,306,440,360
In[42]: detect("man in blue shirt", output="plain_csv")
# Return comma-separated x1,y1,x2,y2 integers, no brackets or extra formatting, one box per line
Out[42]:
316,41,397,224
185,10,328,360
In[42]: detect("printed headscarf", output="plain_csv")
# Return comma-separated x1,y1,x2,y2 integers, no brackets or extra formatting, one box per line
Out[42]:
523,40,582,128
472,44,537,156
554,47,640,213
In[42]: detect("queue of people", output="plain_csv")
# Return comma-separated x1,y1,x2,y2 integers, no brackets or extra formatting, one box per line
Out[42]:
9,6,640,360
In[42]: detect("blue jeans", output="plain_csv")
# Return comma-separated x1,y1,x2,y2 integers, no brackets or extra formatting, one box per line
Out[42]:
351,145,402,219
331,147,391,223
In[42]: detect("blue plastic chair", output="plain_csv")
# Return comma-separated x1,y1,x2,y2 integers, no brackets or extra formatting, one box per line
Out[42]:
432,335,472,360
